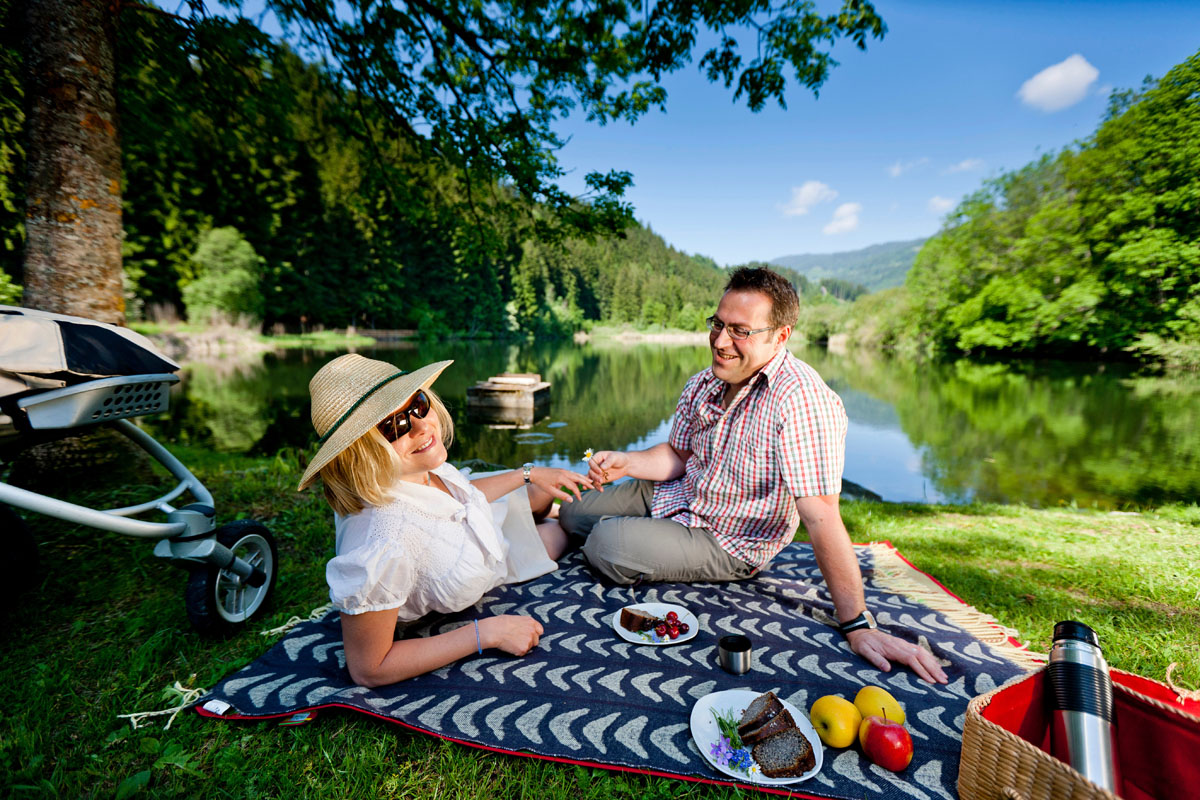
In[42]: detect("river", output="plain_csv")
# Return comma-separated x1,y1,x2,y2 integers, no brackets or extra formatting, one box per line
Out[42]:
144,340,1200,509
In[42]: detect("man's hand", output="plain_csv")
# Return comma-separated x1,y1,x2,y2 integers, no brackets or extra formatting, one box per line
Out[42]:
584,450,629,489
846,628,948,684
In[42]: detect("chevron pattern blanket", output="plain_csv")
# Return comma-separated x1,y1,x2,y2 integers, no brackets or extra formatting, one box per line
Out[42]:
197,543,1038,799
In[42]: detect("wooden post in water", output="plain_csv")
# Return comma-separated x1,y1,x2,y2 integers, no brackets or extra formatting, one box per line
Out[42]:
465,373,551,428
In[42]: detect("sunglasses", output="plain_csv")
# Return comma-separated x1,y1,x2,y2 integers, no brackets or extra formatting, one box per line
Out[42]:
376,391,431,442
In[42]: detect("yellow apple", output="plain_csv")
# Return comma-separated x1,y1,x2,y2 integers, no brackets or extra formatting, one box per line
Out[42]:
854,685,905,726
808,695,862,748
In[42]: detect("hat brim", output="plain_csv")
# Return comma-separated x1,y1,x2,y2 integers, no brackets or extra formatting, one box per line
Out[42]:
297,359,453,491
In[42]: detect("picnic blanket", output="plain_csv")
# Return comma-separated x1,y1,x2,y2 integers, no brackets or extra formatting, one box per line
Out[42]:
197,543,1041,799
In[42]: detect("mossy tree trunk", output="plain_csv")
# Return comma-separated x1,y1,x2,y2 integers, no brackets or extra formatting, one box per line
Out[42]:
22,0,124,324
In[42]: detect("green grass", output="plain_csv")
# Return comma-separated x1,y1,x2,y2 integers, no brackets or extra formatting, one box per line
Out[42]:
262,330,377,350
582,323,707,339
2,448,1197,798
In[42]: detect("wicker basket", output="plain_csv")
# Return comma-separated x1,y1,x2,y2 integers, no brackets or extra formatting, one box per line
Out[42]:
959,667,1200,800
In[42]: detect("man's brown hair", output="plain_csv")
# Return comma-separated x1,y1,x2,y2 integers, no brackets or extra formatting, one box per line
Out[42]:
723,266,800,330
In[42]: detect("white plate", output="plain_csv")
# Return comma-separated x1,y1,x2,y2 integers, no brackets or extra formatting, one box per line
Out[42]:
610,603,698,646
690,689,824,785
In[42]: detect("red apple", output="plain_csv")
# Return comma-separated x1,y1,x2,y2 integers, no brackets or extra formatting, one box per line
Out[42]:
859,714,913,772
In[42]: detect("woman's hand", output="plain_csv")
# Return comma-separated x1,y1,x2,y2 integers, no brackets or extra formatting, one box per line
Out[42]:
481,615,544,656
528,466,595,503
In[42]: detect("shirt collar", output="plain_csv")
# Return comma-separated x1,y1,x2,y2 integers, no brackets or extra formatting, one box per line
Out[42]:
756,345,790,387
391,462,465,516
705,344,790,391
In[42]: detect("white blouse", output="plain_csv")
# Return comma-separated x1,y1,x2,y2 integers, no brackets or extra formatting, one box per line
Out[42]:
326,462,553,621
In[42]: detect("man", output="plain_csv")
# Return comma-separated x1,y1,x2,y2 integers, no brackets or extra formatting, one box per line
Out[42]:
560,266,947,684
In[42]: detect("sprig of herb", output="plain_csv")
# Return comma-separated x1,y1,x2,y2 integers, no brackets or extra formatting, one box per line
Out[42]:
711,707,745,750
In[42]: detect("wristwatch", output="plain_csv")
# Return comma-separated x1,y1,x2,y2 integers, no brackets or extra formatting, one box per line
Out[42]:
522,463,534,484
838,609,877,637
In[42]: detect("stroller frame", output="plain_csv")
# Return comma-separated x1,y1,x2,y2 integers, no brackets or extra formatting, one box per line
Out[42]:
1,373,277,633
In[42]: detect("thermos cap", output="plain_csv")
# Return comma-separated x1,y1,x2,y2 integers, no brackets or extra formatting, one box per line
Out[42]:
1053,620,1101,649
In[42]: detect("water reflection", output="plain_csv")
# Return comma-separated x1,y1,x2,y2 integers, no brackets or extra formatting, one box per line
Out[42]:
146,341,1200,509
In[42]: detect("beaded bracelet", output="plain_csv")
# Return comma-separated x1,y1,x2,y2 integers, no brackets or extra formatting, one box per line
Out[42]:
473,619,482,655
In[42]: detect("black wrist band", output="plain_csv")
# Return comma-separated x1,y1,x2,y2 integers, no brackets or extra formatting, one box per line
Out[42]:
838,609,877,636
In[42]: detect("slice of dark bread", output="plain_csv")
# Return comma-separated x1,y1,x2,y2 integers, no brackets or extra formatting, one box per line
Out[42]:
619,607,662,632
752,727,816,778
741,705,796,745
737,691,787,743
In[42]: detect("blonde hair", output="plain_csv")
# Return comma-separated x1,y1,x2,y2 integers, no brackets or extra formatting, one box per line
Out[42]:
319,389,455,516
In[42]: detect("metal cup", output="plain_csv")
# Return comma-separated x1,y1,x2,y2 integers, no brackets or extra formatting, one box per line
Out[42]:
718,634,752,674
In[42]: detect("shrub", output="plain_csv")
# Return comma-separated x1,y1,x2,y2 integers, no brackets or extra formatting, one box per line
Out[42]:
181,227,265,324
0,267,20,305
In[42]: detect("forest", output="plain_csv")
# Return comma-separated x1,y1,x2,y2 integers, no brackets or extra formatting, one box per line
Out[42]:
5,3,1194,365
0,2,858,337
829,49,1200,367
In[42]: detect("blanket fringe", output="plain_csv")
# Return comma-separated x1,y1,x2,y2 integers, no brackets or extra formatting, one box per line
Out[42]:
862,542,1047,671
260,603,334,637
117,680,207,731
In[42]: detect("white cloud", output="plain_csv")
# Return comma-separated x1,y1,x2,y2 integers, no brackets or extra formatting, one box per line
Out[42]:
1017,54,1099,112
823,202,861,234
929,195,955,214
943,158,984,174
782,181,838,216
887,157,929,178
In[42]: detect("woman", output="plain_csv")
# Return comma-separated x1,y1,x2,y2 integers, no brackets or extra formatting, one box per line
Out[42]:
297,354,593,687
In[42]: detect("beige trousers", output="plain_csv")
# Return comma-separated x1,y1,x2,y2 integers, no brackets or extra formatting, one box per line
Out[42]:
558,479,756,585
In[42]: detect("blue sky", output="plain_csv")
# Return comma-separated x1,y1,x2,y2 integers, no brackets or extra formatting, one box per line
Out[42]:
550,1,1200,265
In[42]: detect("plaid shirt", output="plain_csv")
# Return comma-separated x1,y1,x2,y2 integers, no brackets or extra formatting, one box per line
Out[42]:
650,347,847,569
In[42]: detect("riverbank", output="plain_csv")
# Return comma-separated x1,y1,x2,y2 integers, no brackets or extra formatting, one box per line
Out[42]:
133,321,715,360
576,324,709,344
3,442,1197,797
130,321,377,361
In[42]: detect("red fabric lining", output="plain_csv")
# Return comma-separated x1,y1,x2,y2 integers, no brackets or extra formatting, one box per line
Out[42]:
978,668,1200,800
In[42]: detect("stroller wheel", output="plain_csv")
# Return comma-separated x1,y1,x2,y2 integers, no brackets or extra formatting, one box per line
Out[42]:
2,504,40,593
185,519,277,635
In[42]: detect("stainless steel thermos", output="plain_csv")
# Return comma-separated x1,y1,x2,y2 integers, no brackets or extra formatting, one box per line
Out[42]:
1047,620,1120,793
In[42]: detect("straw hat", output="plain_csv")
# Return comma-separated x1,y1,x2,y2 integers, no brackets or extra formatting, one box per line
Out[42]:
297,355,453,490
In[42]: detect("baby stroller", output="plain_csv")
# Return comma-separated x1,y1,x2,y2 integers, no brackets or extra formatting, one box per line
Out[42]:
0,306,277,634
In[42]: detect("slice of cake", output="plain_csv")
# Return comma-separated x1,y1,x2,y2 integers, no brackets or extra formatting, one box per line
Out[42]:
737,691,793,745
741,704,796,745
752,727,816,778
619,607,663,633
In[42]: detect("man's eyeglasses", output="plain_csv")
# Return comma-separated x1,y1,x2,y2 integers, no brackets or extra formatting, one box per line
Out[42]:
705,315,776,341
377,391,431,442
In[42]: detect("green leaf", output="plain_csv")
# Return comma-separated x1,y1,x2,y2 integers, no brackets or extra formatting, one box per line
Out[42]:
115,770,151,800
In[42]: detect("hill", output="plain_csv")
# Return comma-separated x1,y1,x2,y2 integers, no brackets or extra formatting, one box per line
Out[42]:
770,237,927,292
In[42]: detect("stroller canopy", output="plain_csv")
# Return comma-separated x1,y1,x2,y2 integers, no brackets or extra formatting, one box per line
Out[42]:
0,306,179,399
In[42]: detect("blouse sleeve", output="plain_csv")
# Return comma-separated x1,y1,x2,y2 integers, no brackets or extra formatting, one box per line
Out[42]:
325,517,416,615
